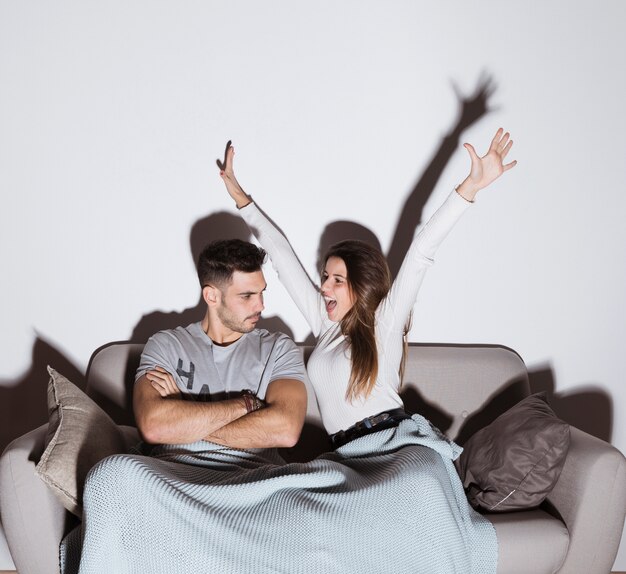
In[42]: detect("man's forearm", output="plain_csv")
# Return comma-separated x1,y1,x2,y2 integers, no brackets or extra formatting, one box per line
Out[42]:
206,402,302,449
137,390,248,445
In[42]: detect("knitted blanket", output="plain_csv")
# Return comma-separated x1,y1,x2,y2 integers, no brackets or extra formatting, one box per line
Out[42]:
60,415,497,574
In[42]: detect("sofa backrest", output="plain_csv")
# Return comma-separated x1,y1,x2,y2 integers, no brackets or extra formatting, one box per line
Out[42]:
85,342,144,427
86,341,529,447
400,344,529,444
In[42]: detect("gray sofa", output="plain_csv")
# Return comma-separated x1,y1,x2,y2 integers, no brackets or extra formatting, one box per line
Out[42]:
1,342,625,574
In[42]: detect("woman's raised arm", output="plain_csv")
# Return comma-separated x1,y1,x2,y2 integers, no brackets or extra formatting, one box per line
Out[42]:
216,141,325,336
217,140,253,209
379,129,517,332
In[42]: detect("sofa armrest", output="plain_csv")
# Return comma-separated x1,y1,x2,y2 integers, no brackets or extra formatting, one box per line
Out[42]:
548,426,626,574
0,424,69,574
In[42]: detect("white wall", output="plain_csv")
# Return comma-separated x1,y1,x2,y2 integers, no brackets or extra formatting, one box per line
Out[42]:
2,1,625,570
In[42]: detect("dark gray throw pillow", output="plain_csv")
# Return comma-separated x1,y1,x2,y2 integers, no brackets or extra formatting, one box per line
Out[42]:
456,392,570,513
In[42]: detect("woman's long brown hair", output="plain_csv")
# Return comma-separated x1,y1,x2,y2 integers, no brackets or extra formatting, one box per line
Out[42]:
323,240,392,401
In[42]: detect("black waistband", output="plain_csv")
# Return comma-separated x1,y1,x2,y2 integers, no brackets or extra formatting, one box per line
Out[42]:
329,408,411,449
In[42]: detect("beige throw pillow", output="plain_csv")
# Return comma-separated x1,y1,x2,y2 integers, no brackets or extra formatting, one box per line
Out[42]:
35,366,132,516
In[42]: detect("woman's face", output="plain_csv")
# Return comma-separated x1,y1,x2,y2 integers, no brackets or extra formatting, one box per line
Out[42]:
321,256,356,322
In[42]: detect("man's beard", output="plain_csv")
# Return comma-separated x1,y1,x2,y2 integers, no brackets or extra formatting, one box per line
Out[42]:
216,303,260,334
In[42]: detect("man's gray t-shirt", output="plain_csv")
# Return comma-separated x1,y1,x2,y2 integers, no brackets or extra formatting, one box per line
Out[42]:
136,322,305,401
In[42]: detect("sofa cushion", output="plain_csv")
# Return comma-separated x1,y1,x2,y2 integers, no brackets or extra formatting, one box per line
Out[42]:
456,392,570,512
35,367,136,516
488,509,569,573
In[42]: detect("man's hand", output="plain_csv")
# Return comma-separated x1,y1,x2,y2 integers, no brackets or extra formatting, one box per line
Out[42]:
146,367,182,399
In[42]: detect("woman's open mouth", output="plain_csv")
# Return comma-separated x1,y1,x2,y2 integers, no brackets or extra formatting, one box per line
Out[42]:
324,297,337,315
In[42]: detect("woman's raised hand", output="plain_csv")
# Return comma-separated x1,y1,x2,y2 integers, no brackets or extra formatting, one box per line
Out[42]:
216,140,251,209
457,128,517,201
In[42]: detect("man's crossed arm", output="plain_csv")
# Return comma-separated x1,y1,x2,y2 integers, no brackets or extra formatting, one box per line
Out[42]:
133,368,307,449
205,378,306,449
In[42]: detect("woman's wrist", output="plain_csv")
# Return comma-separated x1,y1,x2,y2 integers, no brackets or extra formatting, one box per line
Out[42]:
226,182,251,209
235,194,252,209
455,178,479,203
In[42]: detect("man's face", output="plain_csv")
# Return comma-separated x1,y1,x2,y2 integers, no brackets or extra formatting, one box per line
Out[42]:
216,270,266,334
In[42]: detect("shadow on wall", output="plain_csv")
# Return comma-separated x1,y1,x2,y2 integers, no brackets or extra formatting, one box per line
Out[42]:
316,72,498,281
0,336,85,453
528,363,613,443
2,73,612,456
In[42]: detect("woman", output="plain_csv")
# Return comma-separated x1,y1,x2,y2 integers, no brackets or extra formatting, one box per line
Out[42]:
212,131,515,573
218,129,516,445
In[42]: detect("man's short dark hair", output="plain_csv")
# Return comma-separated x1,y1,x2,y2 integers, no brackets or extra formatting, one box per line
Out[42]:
197,239,266,288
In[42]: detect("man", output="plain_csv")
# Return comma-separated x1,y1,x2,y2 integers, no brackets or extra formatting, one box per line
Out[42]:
58,239,308,572
133,238,307,449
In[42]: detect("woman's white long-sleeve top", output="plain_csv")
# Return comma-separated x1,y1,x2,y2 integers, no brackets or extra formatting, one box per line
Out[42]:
240,191,472,434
